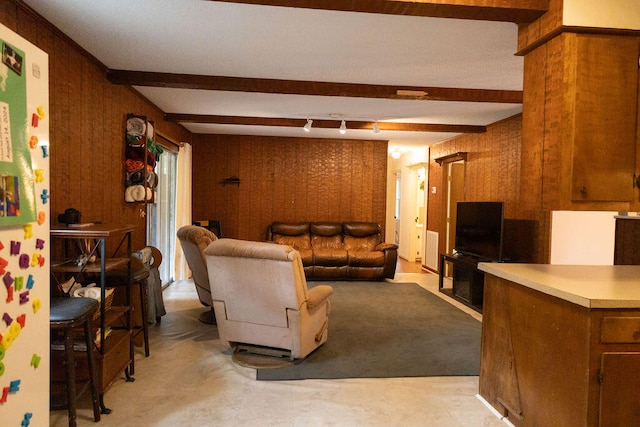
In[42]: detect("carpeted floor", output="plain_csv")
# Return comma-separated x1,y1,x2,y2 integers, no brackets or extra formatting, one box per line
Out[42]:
257,281,482,381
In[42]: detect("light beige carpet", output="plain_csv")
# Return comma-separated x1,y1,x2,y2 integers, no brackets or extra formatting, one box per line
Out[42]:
50,273,504,427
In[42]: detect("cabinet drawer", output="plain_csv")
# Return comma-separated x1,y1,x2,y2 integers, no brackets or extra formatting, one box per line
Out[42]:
602,317,640,343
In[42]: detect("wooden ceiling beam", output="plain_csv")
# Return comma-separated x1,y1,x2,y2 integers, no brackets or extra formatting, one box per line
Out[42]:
209,0,548,24
108,70,522,104
165,114,487,133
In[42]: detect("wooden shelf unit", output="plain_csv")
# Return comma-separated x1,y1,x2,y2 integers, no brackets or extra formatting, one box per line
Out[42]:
439,253,484,312
50,224,136,413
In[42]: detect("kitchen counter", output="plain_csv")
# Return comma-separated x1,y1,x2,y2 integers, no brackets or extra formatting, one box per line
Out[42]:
478,263,640,426
477,263,640,309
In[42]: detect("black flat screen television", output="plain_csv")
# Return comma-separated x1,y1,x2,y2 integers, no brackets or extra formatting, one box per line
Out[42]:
454,201,504,261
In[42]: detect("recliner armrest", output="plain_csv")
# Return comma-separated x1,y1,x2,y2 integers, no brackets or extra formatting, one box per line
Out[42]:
306,285,333,311
375,242,399,252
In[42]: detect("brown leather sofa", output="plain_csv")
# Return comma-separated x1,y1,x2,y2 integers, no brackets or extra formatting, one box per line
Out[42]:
266,222,398,281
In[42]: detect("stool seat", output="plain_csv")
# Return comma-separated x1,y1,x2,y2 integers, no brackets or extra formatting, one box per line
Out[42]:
50,297,102,426
51,297,99,326
106,258,150,282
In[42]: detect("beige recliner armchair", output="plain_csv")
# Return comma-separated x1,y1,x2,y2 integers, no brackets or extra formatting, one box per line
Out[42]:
204,238,333,359
177,225,218,323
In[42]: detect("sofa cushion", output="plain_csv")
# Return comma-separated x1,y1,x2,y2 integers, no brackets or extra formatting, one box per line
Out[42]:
311,222,343,236
348,251,385,267
272,233,311,250
298,248,314,266
310,222,343,249
343,222,381,237
313,249,348,266
312,234,343,249
271,222,309,236
270,222,311,250
344,235,379,252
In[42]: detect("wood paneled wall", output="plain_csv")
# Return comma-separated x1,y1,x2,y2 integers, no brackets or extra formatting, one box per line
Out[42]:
517,0,563,51
1,2,191,253
192,135,388,242
427,115,551,263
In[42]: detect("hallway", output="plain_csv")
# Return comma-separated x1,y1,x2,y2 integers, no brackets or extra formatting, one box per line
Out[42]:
396,257,428,274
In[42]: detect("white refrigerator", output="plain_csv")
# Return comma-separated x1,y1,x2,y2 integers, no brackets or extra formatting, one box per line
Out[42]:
0,23,50,426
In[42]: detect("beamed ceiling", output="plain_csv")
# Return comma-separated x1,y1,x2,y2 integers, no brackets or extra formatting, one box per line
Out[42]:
22,0,548,150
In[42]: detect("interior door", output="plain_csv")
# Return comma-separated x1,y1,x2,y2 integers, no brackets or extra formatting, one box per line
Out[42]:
447,162,465,254
444,160,464,277
398,166,417,260
445,161,465,275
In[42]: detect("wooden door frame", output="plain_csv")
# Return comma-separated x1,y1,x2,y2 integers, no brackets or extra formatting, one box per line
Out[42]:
447,162,465,256
435,153,467,272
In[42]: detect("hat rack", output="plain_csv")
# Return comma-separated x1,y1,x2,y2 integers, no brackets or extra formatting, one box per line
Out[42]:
124,113,158,204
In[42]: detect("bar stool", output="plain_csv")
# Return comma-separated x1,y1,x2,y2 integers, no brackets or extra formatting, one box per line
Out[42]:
106,256,150,375
50,297,101,426
128,259,151,359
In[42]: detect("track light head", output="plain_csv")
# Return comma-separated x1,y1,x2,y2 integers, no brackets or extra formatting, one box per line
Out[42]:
339,120,347,134
303,118,312,132
373,121,380,134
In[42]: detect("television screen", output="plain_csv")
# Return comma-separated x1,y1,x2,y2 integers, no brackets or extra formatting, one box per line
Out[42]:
454,201,504,261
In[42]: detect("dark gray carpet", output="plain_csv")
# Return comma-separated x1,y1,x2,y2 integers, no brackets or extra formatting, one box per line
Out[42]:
257,281,481,381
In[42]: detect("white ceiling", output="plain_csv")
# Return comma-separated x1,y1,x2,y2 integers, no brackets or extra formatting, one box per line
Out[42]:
23,0,524,151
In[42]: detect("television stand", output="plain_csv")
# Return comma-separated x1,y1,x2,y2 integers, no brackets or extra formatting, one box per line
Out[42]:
439,253,486,313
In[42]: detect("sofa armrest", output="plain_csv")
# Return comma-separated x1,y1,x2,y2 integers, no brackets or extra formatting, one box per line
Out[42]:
375,242,399,252
306,285,333,311
379,243,398,279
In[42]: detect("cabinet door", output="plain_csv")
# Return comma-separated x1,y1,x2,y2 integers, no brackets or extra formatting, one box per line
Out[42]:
570,35,639,202
452,265,472,302
599,352,640,426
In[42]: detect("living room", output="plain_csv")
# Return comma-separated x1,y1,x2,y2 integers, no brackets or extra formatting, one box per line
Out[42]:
3,2,637,265
1,1,639,426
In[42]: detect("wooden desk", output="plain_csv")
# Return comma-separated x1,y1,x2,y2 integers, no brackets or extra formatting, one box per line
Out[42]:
477,263,640,426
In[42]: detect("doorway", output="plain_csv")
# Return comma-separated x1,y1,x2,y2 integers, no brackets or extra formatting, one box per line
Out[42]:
394,172,401,245
398,163,427,262
147,149,178,285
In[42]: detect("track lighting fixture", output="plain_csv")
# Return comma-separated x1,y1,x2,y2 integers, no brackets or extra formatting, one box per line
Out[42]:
300,116,382,134
303,118,312,132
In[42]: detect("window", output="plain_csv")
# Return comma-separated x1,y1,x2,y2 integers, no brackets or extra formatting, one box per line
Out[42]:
147,149,178,285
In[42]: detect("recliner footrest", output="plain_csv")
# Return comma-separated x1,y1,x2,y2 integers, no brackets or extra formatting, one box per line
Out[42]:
235,343,292,358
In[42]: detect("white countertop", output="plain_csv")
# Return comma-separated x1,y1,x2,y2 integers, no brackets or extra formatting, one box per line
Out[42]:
477,263,640,309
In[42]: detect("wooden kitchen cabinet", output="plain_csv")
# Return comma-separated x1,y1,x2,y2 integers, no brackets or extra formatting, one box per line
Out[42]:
521,32,640,212
568,35,639,204
478,263,640,426
599,352,640,426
